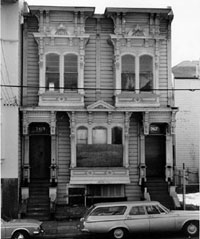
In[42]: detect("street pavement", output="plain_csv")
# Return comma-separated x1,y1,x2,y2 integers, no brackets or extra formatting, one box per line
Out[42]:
41,220,199,239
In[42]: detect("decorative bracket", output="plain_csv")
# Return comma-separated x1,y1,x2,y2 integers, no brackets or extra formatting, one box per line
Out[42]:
143,112,150,135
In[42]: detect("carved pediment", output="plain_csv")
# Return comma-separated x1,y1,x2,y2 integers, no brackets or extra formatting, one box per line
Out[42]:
55,24,69,35
127,24,145,37
87,100,115,111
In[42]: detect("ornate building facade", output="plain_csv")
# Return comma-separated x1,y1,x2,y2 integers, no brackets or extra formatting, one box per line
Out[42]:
20,5,178,219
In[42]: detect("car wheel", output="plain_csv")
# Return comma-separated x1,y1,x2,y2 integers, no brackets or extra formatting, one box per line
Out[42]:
110,228,128,239
183,221,199,236
12,231,30,239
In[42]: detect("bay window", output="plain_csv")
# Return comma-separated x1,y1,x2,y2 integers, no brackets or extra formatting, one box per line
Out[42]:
77,126,123,167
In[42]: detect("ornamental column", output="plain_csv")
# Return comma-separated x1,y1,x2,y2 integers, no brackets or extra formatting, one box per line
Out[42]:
124,112,131,168
50,111,57,184
69,112,76,168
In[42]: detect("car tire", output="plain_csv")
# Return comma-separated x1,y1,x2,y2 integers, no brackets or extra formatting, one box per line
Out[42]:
110,228,128,239
12,231,30,239
183,221,199,236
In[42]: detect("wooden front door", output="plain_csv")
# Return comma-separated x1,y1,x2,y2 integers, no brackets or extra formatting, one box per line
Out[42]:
145,135,166,178
30,135,51,179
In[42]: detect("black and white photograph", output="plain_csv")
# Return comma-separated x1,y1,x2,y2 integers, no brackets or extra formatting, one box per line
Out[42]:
1,0,199,238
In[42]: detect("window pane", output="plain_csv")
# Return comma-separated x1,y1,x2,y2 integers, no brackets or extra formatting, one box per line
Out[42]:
146,205,160,215
64,54,78,90
129,206,145,215
92,127,107,144
46,54,59,91
77,127,88,144
139,55,153,91
112,127,122,144
91,206,126,216
121,55,135,91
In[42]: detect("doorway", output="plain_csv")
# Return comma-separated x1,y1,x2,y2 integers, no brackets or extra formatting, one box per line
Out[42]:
30,135,51,179
145,135,166,178
29,123,51,180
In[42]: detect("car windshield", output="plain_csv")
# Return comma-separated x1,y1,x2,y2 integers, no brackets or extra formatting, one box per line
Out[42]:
159,204,170,213
83,205,95,219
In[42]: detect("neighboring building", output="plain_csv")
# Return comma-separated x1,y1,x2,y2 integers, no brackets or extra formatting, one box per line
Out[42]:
20,5,178,219
173,60,200,186
1,0,25,218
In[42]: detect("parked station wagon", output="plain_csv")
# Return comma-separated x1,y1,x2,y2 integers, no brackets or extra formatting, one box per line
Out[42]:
79,201,199,239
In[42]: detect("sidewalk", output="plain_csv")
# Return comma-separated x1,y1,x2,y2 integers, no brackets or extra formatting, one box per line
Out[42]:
42,220,84,238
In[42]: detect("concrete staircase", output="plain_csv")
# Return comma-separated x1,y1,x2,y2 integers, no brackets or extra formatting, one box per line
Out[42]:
146,178,175,209
26,179,50,220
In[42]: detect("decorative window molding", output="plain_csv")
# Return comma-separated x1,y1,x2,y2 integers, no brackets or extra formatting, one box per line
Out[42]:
120,53,154,93
33,21,90,107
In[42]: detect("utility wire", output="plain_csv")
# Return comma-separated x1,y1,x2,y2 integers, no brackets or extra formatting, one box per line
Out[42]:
0,84,200,91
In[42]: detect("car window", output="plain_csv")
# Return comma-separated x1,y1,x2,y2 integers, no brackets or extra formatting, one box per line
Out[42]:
146,205,160,215
129,206,145,215
90,206,126,216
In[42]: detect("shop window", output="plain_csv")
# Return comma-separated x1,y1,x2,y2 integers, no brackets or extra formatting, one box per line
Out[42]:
45,53,59,91
112,127,122,144
64,54,78,91
92,127,107,144
77,126,88,144
139,55,153,91
121,55,135,91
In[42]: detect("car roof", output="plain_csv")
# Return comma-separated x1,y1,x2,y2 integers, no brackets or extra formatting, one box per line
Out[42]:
93,201,160,207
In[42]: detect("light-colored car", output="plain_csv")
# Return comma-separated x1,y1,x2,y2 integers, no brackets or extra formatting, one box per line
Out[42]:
1,218,44,239
79,201,199,239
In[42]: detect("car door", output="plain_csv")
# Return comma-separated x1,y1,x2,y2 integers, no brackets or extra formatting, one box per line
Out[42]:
124,206,149,233
146,205,176,232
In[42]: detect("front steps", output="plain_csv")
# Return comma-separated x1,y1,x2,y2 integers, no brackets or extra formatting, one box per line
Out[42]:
146,178,175,209
25,179,50,220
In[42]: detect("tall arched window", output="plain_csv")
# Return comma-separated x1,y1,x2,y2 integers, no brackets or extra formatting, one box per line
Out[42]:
112,127,122,144
77,126,88,144
139,55,153,91
46,53,59,90
121,55,135,91
64,54,78,91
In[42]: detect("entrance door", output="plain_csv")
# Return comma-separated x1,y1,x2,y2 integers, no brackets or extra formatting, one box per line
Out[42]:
145,135,165,178
30,135,51,179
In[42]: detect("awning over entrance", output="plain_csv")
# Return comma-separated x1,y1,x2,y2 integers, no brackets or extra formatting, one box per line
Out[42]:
70,168,130,184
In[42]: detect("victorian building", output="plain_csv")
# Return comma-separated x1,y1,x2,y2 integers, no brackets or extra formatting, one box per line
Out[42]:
20,5,178,219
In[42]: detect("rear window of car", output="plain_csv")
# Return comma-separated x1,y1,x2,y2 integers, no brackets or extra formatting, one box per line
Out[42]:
90,206,127,216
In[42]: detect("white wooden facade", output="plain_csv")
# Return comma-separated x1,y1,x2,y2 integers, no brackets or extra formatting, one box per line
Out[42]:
21,6,177,210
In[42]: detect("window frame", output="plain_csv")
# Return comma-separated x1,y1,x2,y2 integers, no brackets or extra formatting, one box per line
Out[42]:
75,124,124,145
44,52,79,93
121,54,136,91
120,53,155,93
45,53,60,91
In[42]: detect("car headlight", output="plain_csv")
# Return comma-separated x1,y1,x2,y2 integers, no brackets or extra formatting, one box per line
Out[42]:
33,226,44,235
